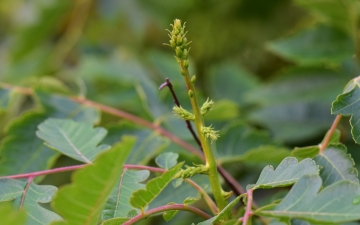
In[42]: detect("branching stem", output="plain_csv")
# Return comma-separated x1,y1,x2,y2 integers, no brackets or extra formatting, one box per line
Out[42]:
0,83,245,196
180,60,228,211
122,204,211,225
319,115,342,154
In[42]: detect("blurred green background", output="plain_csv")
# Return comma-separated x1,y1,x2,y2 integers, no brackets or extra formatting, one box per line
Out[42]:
1,0,360,224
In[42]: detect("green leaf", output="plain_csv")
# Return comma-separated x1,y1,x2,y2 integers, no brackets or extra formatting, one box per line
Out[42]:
0,178,24,201
102,170,150,220
219,145,290,165
0,112,58,178
36,118,110,163
215,121,281,160
51,137,135,225
130,163,184,210
294,0,359,35
207,61,259,105
257,175,360,223
291,146,319,161
14,182,61,225
102,217,129,225
103,123,170,164
163,203,179,222
196,195,242,225
155,152,179,169
0,205,27,225
35,90,100,124
248,157,319,190
267,25,354,65
332,84,360,144
315,144,359,187
247,67,347,142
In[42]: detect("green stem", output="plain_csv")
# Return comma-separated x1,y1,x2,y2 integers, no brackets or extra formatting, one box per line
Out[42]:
180,61,228,211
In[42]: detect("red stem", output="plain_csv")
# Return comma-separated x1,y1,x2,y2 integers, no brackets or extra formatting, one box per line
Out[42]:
319,115,342,154
122,204,211,225
1,164,165,179
20,176,33,209
242,189,253,225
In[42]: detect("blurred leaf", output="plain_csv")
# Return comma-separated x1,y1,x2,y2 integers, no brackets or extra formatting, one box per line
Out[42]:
130,163,183,210
294,0,360,35
102,217,129,225
267,25,354,65
315,144,359,187
196,195,242,225
36,118,110,163
204,100,239,122
247,157,319,190
0,88,11,109
155,152,179,169
0,205,27,225
51,137,135,225
0,112,58,178
246,67,347,105
219,145,290,165
257,175,360,223
35,91,100,124
14,182,61,225
291,146,319,161
215,121,284,163
332,83,360,144
102,169,150,220
207,62,259,105
11,1,70,61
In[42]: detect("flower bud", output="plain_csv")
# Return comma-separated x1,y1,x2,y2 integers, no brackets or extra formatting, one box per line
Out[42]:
175,47,183,58
174,19,182,30
183,60,189,69
183,49,188,59
176,35,183,45
191,75,196,83
170,39,176,48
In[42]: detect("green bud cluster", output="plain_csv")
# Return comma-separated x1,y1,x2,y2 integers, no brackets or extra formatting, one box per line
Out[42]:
201,125,220,143
200,98,214,115
173,106,195,120
177,165,208,179
166,19,191,73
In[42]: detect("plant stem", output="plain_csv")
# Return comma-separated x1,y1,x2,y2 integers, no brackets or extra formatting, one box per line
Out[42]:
1,163,218,215
180,61,228,211
319,115,342,154
122,204,211,225
159,78,202,148
185,179,218,215
242,189,253,225
20,176,33,209
1,164,165,179
0,83,245,196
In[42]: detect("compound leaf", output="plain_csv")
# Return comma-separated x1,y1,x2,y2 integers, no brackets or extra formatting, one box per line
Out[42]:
257,175,360,223
102,170,150,220
130,163,183,210
315,144,359,187
37,118,110,163
247,157,319,190
51,137,135,225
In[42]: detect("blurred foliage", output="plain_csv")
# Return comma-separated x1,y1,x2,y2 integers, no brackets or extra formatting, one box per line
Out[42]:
0,0,360,224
